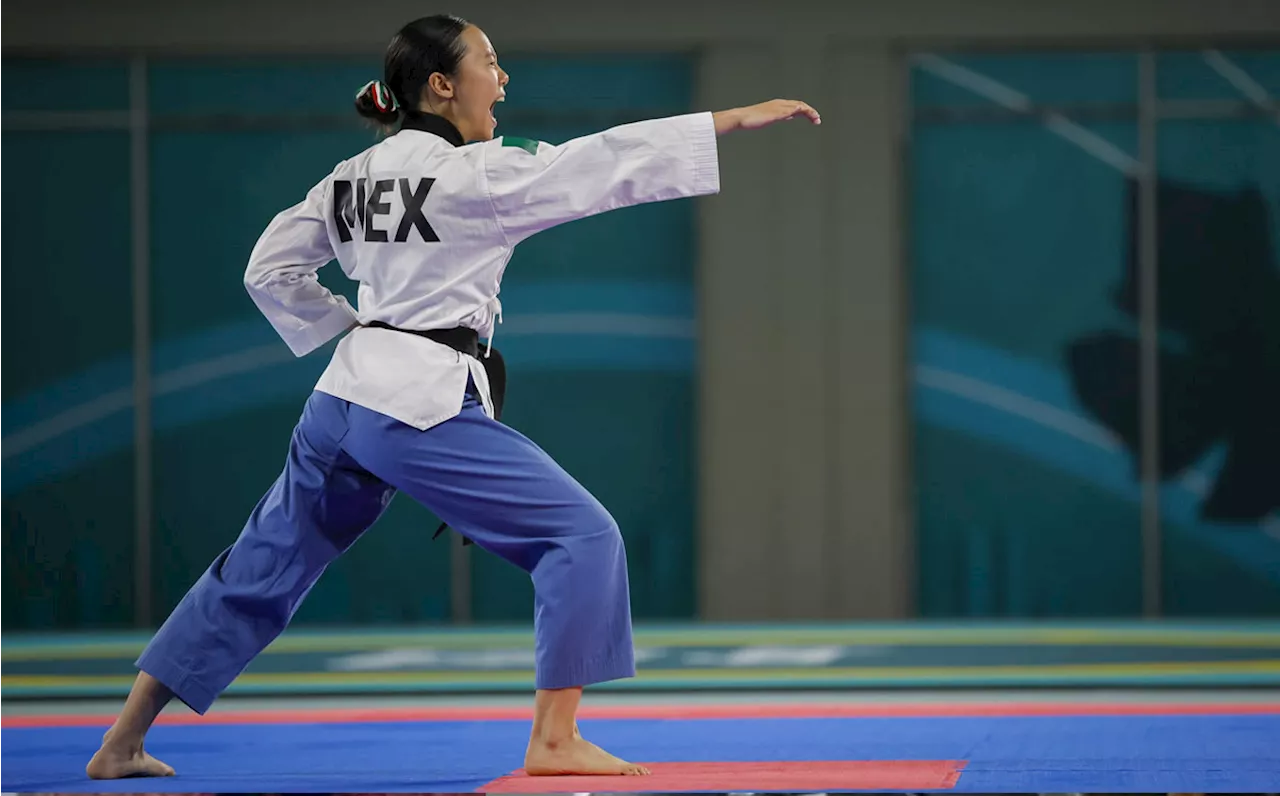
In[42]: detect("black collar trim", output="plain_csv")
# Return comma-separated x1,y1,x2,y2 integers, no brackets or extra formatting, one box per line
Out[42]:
399,112,465,147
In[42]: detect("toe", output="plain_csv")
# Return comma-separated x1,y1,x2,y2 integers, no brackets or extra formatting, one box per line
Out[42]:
143,754,176,777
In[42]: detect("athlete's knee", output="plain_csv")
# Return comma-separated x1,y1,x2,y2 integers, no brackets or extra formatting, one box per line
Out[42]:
597,515,624,552
575,499,622,545
574,509,627,569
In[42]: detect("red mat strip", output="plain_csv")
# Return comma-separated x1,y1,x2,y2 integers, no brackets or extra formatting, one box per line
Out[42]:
480,760,967,793
5,701,1279,728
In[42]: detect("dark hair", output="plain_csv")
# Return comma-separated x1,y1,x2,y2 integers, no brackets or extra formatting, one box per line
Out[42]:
354,14,471,126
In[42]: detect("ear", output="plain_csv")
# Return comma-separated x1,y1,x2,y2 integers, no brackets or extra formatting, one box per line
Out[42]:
427,72,455,100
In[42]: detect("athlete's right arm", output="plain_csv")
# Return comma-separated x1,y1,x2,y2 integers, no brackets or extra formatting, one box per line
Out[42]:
243,178,359,357
480,100,819,245
480,112,720,245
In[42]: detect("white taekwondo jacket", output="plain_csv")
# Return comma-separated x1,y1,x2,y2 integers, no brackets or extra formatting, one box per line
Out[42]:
243,111,721,431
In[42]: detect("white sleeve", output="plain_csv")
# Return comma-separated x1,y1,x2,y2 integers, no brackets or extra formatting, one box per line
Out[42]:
243,178,359,357
481,111,720,244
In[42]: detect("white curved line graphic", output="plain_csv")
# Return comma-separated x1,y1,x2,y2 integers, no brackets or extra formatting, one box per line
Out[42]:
912,53,1143,176
2,344,294,459
2,388,136,458
152,344,294,397
915,364,1123,452
2,315,694,458
502,313,695,337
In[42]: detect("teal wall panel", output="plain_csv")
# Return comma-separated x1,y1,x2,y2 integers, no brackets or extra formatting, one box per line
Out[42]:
910,50,1280,617
1154,118,1280,615
910,117,1143,616
1157,50,1280,100
911,53,1138,107
1,59,130,111
2,452,137,629
148,58,379,116
1,127,136,630
1,131,134,401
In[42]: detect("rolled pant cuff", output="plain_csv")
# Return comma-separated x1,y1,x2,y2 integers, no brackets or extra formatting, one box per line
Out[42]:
136,650,218,716
535,650,636,690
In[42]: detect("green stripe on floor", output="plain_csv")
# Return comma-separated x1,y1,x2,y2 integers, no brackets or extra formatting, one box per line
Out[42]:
6,622,1280,661
5,660,1280,698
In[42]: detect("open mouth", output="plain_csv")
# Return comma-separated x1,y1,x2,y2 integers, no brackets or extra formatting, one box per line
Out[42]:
490,96,504,127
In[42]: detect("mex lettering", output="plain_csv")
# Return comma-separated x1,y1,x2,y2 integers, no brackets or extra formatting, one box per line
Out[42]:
333,177,438,243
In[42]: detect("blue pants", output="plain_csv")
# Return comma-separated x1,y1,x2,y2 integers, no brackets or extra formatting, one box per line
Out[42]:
137,386,635,714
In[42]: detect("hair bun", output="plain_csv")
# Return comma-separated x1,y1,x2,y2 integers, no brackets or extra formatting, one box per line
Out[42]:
355,79,401,124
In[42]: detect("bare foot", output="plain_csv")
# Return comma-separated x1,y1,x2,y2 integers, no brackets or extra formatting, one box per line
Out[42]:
525,735,650,776
86,734,175,780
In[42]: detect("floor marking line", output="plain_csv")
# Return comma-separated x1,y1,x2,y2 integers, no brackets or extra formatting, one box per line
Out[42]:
6,701,1280,729
478,760,968,793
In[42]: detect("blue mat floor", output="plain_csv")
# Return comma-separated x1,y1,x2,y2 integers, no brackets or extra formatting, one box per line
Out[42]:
5,714,1280,792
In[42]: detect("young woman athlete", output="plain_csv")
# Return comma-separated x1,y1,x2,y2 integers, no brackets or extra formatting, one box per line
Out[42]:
87,13,820,781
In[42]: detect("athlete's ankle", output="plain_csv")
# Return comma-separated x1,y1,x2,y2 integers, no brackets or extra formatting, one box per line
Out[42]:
100,727,143,754
531,724,576,746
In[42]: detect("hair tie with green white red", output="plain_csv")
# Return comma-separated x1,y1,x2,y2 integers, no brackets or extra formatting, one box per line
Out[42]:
360,80,400,114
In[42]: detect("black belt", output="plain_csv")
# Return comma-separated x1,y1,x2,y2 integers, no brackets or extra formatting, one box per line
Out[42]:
365,320,480,359
364,321,507,546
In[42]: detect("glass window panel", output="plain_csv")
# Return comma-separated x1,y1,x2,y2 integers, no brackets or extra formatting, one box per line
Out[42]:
1,127,136,629
2,59,130,111
912,53,1138,109
1155,117,1280,615
910,117,1144,616
1158,50,1280,101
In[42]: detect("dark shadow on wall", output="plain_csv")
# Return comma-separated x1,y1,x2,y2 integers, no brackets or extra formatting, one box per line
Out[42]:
1066,180,1280,523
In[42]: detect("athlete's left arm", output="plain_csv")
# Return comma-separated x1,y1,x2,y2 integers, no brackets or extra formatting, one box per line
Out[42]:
243,177,359,357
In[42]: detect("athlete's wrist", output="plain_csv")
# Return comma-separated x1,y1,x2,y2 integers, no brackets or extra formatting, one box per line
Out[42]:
712,108,745,136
